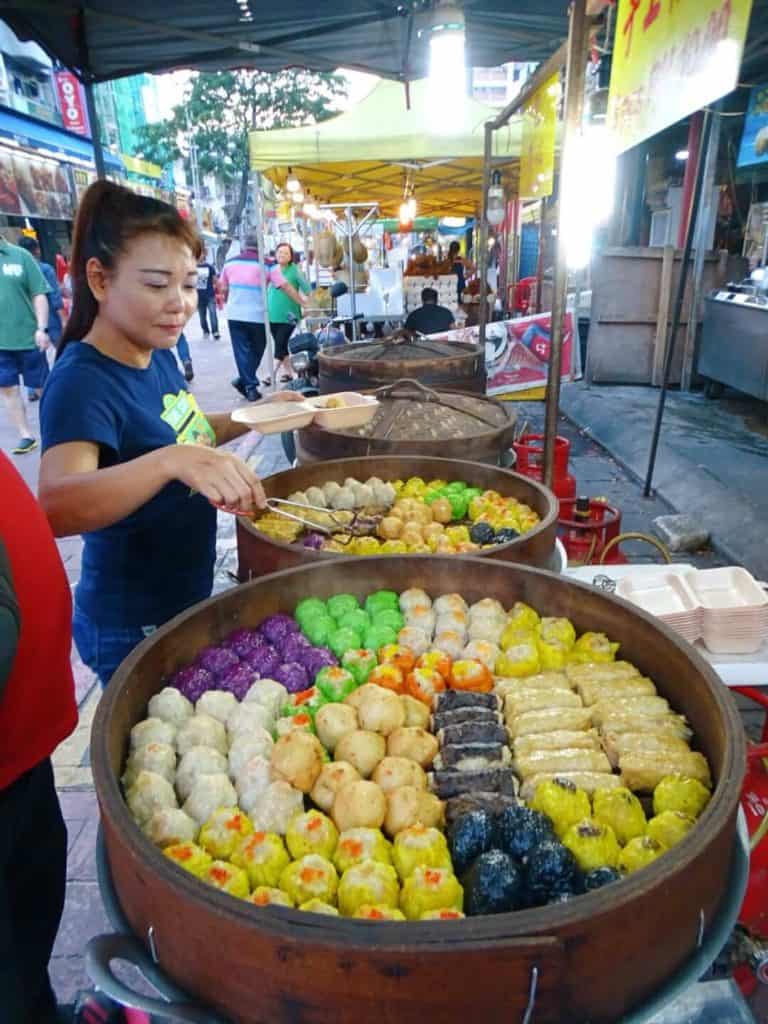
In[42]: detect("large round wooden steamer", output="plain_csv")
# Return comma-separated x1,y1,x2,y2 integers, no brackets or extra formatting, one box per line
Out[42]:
297,380,516,463
235,455,558,580
93,558,745,1024
319,336,486,395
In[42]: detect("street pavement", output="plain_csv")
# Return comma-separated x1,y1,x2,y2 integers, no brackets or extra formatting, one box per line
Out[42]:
1,320,766,1016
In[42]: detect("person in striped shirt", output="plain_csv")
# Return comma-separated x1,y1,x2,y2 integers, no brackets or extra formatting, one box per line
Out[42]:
219,236,307,402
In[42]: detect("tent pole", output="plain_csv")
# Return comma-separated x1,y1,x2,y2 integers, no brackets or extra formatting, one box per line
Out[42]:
253,172,275,390
84,80,106,179
346,206,358,341
542,0,589,489
643,108,714,497
477,122,493,351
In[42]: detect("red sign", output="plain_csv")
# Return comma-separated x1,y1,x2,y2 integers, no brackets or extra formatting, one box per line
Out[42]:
55,72,89,137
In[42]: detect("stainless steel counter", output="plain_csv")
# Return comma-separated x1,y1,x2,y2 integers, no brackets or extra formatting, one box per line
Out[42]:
699,292,768,400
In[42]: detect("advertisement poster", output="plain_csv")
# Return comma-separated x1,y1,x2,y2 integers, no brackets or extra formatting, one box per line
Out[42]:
738,82,768,168
519,73,560,199
0,150,74,219
54,71,89,137
607,0,753,153
430,313,575,395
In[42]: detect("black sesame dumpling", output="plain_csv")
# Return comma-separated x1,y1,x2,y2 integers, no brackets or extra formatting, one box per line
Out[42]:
583,866,621,892
447,810,495,876
494,804,556,861
463,850,524,916
524,840,580,906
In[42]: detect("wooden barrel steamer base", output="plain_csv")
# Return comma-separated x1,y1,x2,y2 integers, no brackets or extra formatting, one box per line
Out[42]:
297,383,517,464
235,455,558,581
319,337,486,396
92,558,745,1024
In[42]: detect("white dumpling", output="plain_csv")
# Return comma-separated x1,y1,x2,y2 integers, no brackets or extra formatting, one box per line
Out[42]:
234,755,273,814
399,588,432,613
343,477,361,490
374,482,396,507
352,483,374,507
182,772,237,825
250,780,304,834
228,730,274,780
126,770,178,825
147,687,194,728
468,617,505,644
398,626,431,658
462,641,501,672
305,486,327,508
435,608,469,634
227,702,273,740
331,486,356,511
431,631,465,660
130,717,176,752
176,713,228,757
122,742,176,789
196,690,239,725
469,598,505,621
406,607,436,637
142,808,199,848
175,746,228,801
365,476,384,489
433,593,468,616
244,679,288,721
288,491,309,505
322,480,342,501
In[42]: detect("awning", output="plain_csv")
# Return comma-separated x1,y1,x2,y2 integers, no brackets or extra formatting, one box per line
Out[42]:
1,3,570,83
249,78,522,217
0,108,124,172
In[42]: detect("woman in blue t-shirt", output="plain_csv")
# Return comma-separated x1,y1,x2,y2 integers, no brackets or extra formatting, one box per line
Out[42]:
38,182,299,687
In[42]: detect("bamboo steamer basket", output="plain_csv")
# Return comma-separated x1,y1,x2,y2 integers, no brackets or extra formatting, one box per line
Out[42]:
235,455,558,580
92,557,744,1024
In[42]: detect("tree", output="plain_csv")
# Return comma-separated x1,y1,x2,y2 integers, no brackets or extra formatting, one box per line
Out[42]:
137,69,346,240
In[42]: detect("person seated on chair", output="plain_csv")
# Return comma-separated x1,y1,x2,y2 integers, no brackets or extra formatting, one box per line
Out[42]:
404,287,455,337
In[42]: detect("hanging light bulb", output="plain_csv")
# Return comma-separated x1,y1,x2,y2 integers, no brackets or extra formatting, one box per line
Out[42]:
486,169,505,228
303,195,319,219
286,167,300,193
399,201,414,228
426,4,465,135
292,189,305,204
406,196,417,219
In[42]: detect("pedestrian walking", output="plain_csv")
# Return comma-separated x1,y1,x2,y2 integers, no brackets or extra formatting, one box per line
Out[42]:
17,236,64,400
38,181,300,686
266,242,311,385
219,234,307,402
0,235,50,454
196,247,220,339
176,331,194,382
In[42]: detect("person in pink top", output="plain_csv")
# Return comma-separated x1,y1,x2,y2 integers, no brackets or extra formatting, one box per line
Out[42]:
219,236,306,402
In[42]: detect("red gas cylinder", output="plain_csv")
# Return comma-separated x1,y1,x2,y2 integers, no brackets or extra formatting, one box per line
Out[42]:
558,497,629,566
513,434,577,518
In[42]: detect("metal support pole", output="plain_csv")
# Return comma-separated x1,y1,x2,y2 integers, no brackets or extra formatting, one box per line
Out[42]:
84,81,106,179
643,108,714,497
477,122,493,350
346,206,358,341
252,172,275,389
542,0,590,489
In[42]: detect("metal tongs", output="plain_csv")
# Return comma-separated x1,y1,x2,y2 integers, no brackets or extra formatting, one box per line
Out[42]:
265,498,375,544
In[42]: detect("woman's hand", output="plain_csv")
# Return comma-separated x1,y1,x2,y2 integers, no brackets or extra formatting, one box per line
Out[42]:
165,445,266,513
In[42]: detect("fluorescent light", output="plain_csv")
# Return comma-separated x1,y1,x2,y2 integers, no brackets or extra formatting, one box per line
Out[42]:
428,19,465,135
675,149,689,161
286,168,300,192
441,216,466,228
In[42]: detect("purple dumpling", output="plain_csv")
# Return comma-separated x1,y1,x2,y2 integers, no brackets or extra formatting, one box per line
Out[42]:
258,613,299,647
170,665,214,703
197,646,240,678
301,646,338,676
225,628,267,659
274,661,311,694
218,662,257,701
243,643,280,678
303,533,325,550
279,632,312,663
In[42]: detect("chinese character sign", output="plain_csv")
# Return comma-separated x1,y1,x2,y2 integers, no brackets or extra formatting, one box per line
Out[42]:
738,82,768,168
519,73,560,199
607,0,753,154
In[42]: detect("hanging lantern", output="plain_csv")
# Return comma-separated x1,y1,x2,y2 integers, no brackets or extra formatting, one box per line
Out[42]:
486,170,505,227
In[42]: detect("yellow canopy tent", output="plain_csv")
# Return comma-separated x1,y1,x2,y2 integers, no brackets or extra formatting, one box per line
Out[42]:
249,78,523,217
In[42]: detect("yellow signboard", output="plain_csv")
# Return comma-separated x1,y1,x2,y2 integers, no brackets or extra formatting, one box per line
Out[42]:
121,153,163,179
608,0,754,153
519,73,560,199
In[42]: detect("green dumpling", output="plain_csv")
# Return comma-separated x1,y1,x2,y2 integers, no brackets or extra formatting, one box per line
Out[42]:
315,666,357,703
337,609,371,635
327,594,360,622
329,627,363,660
363,624,398,652
372,609,405,633
341,649,378,686
365,591,400,617
304,616,336,647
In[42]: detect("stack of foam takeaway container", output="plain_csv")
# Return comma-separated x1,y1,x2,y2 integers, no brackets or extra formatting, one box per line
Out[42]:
615,567,768,654
403,275,459,315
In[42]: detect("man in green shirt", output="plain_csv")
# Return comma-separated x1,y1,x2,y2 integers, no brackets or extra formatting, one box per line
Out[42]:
0,236,50,454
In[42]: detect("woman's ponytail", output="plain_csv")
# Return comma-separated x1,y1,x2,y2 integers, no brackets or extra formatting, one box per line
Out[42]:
57,181,202,359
